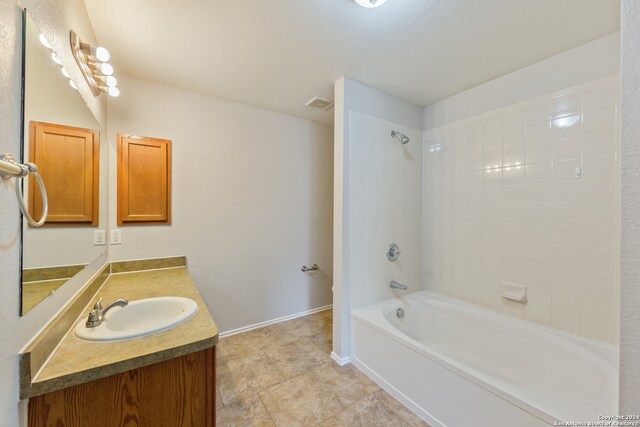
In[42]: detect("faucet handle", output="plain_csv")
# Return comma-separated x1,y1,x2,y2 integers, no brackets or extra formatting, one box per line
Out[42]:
93,297,103,311
387,243,402,262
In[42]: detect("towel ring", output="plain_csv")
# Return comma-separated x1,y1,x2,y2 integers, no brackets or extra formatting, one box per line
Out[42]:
0,153,48,227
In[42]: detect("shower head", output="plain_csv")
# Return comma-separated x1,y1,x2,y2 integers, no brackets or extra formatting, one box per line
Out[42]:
391,130,410,144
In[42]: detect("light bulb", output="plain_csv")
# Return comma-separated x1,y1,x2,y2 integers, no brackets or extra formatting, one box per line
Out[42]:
353,0,389,7
100,63,114,76
95,46,110,62
51,52,62,65
108,86,120,97
105,76,118,87
61,67,70,78
69,80,77,90
39,34,51,49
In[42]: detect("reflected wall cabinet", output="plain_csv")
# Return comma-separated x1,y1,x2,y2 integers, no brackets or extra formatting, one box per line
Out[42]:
29,121,99,226
117,134,172,225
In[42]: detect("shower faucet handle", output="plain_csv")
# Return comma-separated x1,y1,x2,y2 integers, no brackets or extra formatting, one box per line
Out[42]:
387,243,401,262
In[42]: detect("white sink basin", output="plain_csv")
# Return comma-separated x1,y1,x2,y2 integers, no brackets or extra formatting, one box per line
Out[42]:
74,296,199,342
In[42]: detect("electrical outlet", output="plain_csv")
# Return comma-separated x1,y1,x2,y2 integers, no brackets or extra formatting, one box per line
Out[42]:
110,229,122,245
93,230,106,246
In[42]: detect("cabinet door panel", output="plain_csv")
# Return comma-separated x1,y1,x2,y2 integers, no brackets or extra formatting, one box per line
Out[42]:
118,135,172,225
29,121,99,226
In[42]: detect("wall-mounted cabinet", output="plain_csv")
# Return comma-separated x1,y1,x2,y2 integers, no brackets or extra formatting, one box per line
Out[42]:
28,121,99,226
117,134,172,225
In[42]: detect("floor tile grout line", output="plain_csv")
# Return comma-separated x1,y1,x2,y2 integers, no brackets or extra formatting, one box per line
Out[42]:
315,392,349,425
257,392,279,427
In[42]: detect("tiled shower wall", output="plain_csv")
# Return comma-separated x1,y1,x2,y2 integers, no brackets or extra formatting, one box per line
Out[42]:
423,75,620,344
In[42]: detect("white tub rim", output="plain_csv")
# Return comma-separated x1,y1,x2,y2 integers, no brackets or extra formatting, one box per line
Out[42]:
351,290,619,425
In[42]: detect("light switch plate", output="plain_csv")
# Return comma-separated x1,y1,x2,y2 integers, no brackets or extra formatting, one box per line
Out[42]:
93,230,106,246
110,229,122,245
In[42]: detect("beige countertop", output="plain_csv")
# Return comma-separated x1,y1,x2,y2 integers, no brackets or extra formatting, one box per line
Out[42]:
21,266,218,399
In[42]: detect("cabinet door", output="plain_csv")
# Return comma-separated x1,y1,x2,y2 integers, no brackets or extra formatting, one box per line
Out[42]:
28,347,216,427
117,134,172,225
29,121,99,226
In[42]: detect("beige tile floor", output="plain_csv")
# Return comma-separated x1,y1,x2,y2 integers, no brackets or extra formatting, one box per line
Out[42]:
216,309,429,427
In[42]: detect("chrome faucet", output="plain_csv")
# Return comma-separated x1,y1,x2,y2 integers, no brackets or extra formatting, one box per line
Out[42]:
390,280,408,290
85,297,128,328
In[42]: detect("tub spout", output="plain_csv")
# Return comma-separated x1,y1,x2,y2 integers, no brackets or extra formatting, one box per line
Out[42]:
390,281,407,290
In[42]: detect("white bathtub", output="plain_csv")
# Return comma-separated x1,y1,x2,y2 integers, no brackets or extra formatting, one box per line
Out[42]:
351,291,618,427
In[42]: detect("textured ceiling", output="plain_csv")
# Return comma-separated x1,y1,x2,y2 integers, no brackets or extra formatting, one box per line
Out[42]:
83,0,620,125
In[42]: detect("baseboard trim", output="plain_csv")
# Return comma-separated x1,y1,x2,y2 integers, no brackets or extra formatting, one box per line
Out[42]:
219,305,332,338
330,352,351,366
351,356,445,427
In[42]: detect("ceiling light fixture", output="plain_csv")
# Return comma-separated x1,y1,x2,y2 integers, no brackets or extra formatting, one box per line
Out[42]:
353,0,389,8
69,30,120,97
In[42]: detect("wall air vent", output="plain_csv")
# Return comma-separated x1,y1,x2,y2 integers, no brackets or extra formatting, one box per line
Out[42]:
305,97,334,110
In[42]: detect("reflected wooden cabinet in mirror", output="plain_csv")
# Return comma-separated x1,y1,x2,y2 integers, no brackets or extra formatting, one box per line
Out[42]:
29,121,99,226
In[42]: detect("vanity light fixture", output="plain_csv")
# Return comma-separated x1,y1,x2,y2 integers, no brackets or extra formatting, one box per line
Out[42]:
353,0,389,8
38,32,78,91
51,52,62,65
94,46,110,62
105,76,117,87
69,30,120,97
108,86,120,97
100,62,114,76
38,33,51,48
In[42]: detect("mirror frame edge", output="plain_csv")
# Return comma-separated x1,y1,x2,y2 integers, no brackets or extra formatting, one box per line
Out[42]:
18,7,26,316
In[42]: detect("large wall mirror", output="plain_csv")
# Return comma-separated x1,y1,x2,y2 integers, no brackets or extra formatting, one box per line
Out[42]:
20,10,108,315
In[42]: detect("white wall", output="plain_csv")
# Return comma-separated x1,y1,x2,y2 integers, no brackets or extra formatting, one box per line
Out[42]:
107,76,334,333
0,1,107,425
333,77,423,361
619,0,640,414
423,75,620,344
424,33,620,131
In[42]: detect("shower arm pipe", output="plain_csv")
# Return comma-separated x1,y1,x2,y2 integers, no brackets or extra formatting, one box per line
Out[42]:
0,153,49,227
391,130,410,144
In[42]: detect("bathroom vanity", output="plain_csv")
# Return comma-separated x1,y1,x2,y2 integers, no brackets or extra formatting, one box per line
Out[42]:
20,258,218,426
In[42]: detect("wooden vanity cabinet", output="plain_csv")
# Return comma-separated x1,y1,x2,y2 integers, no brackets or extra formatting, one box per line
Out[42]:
28,347,216,427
